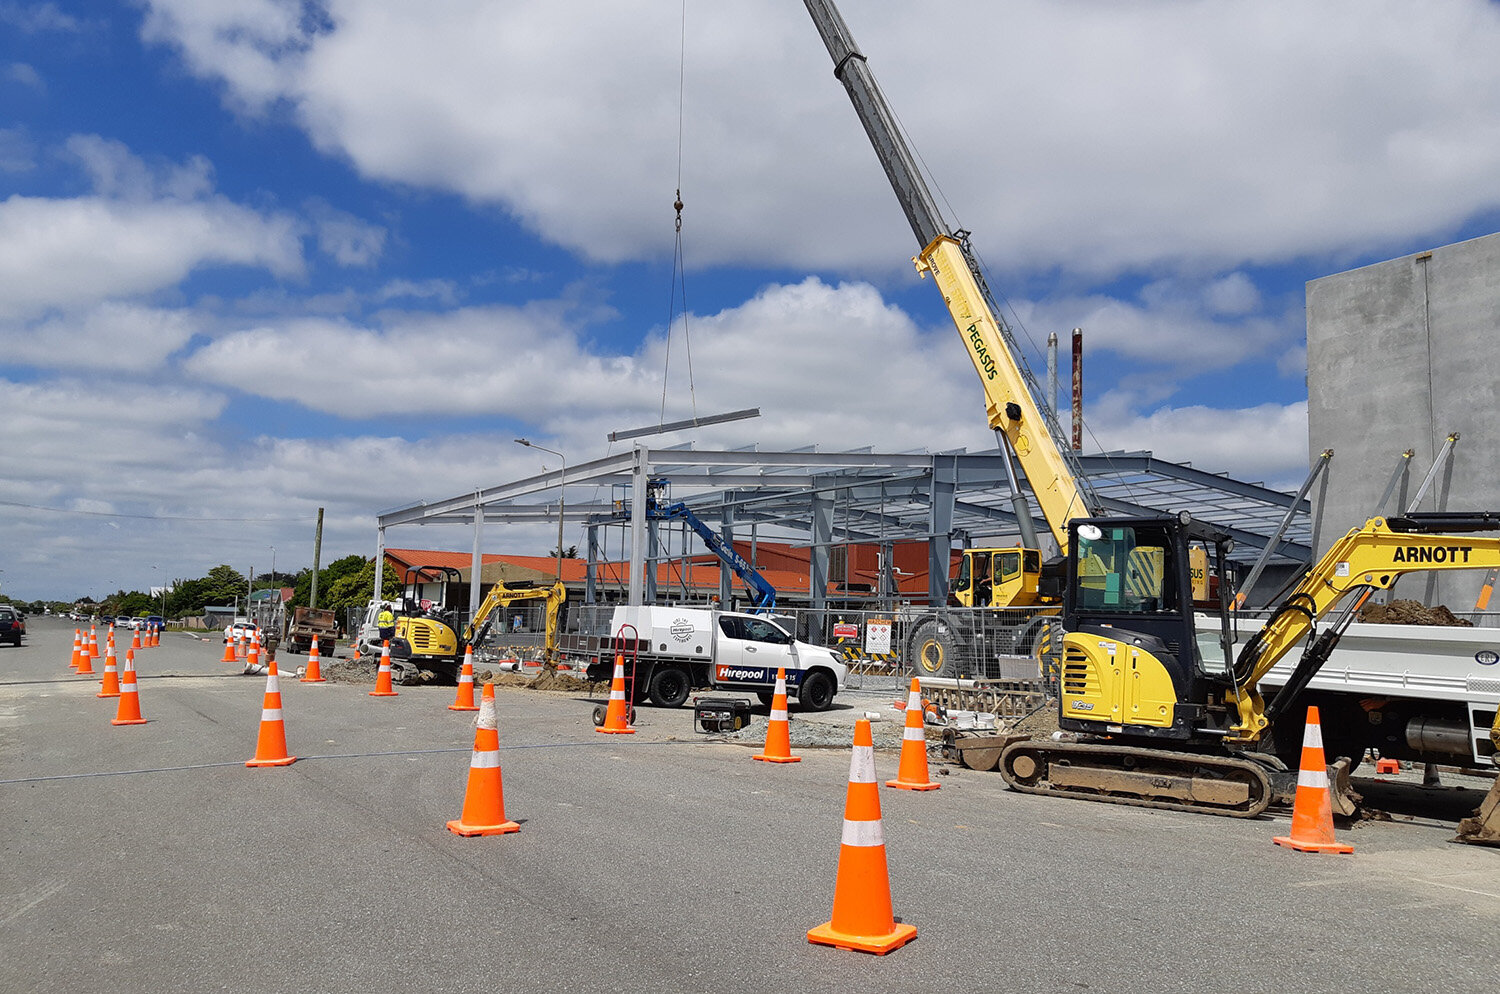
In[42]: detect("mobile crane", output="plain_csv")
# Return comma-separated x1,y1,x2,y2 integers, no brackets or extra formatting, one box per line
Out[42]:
803,0,1500,816
802,0,1098,681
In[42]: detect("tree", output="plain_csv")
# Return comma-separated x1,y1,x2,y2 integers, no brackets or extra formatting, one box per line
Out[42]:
322,559,402,622
549,545,580,559
201,565,248,606
291,554,368,609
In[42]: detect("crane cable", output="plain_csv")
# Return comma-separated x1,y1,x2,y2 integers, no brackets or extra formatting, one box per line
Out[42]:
659,0,698,427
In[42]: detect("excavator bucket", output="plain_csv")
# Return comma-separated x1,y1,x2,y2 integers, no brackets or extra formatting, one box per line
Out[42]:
1455,775,1500,846
1456,712,1500,845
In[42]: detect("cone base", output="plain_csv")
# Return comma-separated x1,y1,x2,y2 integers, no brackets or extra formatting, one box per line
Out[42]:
886,778,939,791
301,676,327,684
75,666,96,676
1273,835,1352,854
448,704,480,712
111,717,148,726
596,726,636,734
753,754,802,763
247,755,298,767
369,690,399,697
96,691,120,698
807,920,916,955
446,818,520,837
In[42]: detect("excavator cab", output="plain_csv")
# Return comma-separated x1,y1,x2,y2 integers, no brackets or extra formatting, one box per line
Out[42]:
1059,513,1235,743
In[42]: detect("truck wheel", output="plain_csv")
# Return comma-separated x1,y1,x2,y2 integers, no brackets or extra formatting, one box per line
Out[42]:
319,639,335,656
757,691,775,708
909,620,959,678
648,665,691,708
798,670,835,712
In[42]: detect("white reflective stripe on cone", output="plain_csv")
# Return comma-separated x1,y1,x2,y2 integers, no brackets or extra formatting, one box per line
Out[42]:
841,818,884,848
849,744,876,784
906,691,921,709
903,725,925,741
261,708,283,721
266,675,280,692
470,751,500,769
610,689,626,701
770,708,788,722
1302,722,1324,748
1297,767,1330,790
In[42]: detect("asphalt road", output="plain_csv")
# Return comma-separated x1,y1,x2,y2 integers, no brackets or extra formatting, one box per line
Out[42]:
2,617,1496,994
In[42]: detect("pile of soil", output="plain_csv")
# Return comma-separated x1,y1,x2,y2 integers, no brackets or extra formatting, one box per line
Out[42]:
1357,599,1473,627
319,657,377,685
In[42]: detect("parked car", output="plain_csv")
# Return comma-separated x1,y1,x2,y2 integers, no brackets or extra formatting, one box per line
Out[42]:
223,620,260,644
0,606,25,646
115,616,134,629
145,615,164,630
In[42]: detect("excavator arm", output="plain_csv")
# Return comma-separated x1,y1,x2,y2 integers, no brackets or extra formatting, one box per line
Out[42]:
1226,513,1500,743
463,580,567,661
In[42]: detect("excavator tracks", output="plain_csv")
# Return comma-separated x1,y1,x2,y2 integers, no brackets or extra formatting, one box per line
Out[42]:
999,739,1274,818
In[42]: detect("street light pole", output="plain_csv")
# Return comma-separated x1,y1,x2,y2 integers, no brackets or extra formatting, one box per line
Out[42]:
515,438,566,582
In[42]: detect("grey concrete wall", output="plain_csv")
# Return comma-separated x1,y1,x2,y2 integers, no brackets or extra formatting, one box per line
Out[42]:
1306,231,1500,612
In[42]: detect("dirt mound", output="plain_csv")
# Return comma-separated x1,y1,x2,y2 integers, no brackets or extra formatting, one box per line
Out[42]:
526,671,601,693
1357,599,1473,627
319,658,376,685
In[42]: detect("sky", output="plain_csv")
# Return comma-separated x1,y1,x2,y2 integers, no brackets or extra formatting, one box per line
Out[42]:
4,0,1500,602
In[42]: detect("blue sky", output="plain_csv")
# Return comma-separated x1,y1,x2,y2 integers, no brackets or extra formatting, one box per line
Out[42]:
4,0,1500,601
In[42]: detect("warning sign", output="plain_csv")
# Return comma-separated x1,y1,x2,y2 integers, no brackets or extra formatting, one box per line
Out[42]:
864,619,892,654
832,622,859,640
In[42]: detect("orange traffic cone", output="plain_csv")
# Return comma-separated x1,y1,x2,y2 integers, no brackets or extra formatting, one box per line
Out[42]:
301,640,326,684
446,684,520,836
244,632,263,675
807,719,917,955
246,660,297,767
596,655,635,734
97,645,121,697
753,667,800,763
369,641,399,697
130,628,142,651
886,677,939,791
76,632,96,676
111,650,148,725
89,626,100,660
1273,706,1354,854
69,629,82,671
449,646,479,711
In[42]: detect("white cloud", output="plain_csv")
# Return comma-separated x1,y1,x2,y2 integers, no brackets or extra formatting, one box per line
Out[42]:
138,0,1500,278
1013,276,1299,374
0,2,83,33
1,302,199,371
305,197,386,267
7,62,42,91
0,136,304,321
1085,397,1310,489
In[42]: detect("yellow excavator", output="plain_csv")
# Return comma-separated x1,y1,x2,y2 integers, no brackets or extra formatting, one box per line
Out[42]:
803,0,1500,816
1000,512,1500,816
462,579,567,665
